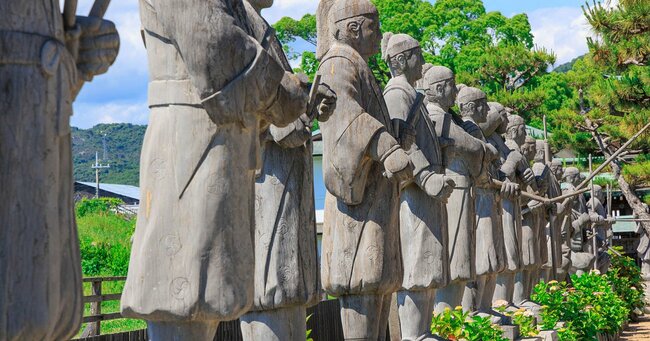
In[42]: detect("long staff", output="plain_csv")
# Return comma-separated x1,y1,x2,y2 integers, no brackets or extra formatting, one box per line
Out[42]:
544,115,558,279
589,154,598,271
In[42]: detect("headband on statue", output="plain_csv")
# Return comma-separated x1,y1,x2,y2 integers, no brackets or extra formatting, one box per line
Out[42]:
330,0,378,23
424,66,454,85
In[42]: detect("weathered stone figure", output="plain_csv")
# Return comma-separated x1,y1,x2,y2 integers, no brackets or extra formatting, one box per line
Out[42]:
487,110,534,307
456,88,511,316
382,33,455,340
0,2,119,340
586,184,612,274
563,167,598,276
238,1,335,340
500,114,537,307
317,0,416,339
121,0,319,338
424,69,496,314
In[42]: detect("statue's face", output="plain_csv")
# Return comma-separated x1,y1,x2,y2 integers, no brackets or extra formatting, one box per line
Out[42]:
506,123,526,146
405,48,424,84
521,141,536,161
552,166,563,179
356,14,381,58
426,78,456,109
475,98,488,123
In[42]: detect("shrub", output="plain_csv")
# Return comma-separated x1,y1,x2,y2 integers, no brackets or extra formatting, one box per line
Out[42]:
431,306,507,341
607,248,646,316
76,197,123,217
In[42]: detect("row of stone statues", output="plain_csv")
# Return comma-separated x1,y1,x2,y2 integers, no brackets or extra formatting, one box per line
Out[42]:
0,0,615,340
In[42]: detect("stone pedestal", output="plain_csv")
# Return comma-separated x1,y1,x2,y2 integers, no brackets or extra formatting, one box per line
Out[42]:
501,325,520,341
538,330,558,341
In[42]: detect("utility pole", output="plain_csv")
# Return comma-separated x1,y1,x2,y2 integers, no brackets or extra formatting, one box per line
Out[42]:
92,151,110,198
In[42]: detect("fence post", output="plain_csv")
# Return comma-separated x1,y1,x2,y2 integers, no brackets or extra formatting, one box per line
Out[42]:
89,280,102,336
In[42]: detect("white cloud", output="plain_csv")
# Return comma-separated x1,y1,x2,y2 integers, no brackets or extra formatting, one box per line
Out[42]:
72,101,149,129
262,0,318,23
528,7,592,66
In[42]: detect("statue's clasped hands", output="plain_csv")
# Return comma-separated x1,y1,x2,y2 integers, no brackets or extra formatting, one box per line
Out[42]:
65,16,119,82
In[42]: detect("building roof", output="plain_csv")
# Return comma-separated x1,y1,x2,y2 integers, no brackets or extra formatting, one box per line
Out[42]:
613,215,640,233
76,181,140,201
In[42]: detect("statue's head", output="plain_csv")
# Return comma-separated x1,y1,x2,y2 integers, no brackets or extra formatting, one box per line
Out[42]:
416,63,434,91
457,87,488,123
247,0,274,12
593,184,604,202
382,33,424,85
563,167,580,186
550,160,563,179
423,66,457,110
505,114,527,146
533,163,550,196
329,0,381,60
520,136,537,162
480,102,506,136
534,140,546,163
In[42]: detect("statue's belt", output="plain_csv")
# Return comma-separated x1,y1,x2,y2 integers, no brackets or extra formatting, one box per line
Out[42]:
444,173,471,188
148,79,202,108
0,30,66,76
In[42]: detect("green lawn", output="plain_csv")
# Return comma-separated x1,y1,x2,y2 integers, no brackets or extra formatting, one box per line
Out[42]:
75,199,146,336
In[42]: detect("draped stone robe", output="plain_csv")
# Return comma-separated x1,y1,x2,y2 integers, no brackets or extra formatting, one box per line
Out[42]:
543,173,564,274
384,77,449,290
1,2,82,339
122,0,299,322
463,121,506,277
319,43,403,296
428,106,486,283
566,184,595,273
248,1,319,311
487,134,523,273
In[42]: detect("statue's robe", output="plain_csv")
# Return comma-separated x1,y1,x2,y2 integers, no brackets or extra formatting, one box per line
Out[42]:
428,106,486,283
542,173,564,279
487,135,523,274
248,2,319,311
587,197,611,273
384,77,449,290
0,2,82,339
462,121,506,277
566,185,595,274
319,43,403,296
122,0,300,321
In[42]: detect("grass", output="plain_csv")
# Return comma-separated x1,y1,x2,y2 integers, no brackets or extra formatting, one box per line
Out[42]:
74,201,146,336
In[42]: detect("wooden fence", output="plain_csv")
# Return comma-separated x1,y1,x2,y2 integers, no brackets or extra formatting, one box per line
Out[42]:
74,277,380,341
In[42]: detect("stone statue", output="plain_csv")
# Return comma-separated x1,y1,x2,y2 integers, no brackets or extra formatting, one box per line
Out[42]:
637,204,650,310
0,2,119,340
382,33,455,340
489,112,535,308
563,167,598,276
424,68,498,314
121,0,325,338
238,1,335,340
586,184,612,273
535,142,565,283
317,0,417,339
514,136,545,307
456,88,514,318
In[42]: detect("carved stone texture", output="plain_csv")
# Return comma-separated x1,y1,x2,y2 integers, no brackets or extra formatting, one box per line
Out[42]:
586,184,612,273
121,0,308,339
563,167,596,277
317,1,416,339
238,1,320,340
0,2,118,340
424,68,489,314
382,33,452,340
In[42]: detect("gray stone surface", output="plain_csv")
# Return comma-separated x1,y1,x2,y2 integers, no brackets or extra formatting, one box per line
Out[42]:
0,2,118,340
382,32,454,341
538,330,559,341
501,324,521,341
563,167,597,276
317,0,415,339
423,69,495,314
121,0,313,338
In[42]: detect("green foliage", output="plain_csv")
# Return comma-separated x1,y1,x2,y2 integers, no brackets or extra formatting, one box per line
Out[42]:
75,197,123,217
76,199,135,276
72,123,146,186
607,247,646,315
306,314,313,341
622,160,650,186
430,306,507,341
532,268,632,340
493,305,538,338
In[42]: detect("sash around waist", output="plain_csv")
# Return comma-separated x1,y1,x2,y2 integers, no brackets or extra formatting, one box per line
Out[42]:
444,173,472,188
148,79,202,108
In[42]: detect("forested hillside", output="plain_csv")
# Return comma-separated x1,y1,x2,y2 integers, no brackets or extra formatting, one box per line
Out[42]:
72,123,145,186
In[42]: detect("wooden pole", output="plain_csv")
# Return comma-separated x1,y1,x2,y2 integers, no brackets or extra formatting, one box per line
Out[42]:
544,115,558,279
89,0,111,18
63,0,78,29
492,179,549,204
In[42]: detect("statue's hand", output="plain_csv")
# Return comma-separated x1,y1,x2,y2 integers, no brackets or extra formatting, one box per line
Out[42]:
383,148,414,183
71,16,119,81
315,83,337,122
522,168,536,185
590,212,604,223
423,175,455,202
500,179,520,200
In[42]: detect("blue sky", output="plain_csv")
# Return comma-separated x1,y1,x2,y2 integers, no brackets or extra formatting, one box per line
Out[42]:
71,0,600,129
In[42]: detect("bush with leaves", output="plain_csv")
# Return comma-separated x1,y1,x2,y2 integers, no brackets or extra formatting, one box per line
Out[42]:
430,306,507,341
75,197,123,217
607,248,646,317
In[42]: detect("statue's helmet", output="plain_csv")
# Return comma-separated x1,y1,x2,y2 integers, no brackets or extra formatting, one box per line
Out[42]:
423,65,454,86
381,32,420,62
456,87,486,107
